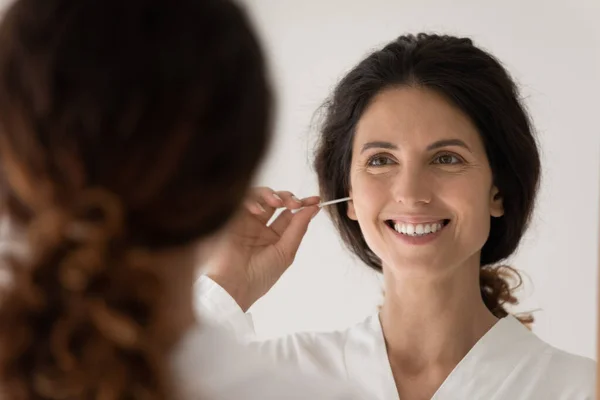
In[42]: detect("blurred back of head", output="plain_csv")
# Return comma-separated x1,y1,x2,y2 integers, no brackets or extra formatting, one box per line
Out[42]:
0,0,271,397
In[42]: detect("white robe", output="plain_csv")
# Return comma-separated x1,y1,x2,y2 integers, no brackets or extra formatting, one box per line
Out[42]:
196,276,596,400
170,318,366,399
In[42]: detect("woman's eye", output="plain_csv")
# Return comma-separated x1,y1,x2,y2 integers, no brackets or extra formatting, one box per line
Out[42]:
434,154,461,165
367,155,394,167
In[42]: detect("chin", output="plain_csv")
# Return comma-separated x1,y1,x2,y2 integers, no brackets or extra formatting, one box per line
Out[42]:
380,250,455,277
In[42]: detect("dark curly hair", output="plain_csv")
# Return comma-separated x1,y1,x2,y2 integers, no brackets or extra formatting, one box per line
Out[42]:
314,33,540,322
0,0,271,398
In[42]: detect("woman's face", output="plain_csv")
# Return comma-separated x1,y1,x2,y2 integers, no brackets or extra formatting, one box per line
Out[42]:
348,87,503,276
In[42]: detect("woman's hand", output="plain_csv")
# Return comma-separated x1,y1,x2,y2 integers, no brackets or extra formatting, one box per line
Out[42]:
204,187,320,311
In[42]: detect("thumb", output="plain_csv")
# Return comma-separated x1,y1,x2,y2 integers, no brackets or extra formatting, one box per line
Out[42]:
273,206,320,264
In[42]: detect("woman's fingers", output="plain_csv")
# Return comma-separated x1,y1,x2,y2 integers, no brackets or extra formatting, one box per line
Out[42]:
269,197,322,237
300,196,321,207
271,206,320,266
272,190,304,210
269,209,294,237
243,187,280,223
244,188,321,224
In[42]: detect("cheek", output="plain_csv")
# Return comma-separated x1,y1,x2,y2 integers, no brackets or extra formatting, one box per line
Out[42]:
350,172,390,221
442,176,492,245
349,172,392,256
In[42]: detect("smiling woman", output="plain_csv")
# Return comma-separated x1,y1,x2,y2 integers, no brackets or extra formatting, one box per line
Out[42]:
345,86,506,291
198,33,595,399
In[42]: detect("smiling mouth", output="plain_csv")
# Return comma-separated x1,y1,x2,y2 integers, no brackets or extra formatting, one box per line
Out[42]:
385,219,451,237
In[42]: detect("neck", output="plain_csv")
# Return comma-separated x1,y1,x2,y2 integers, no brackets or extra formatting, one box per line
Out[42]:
153,247,199,349
380,257,498,374
158,287,197,349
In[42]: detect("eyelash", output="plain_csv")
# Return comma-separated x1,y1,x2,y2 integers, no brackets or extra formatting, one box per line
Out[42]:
366,152,465,167
432,153,464,165
366,153,395,167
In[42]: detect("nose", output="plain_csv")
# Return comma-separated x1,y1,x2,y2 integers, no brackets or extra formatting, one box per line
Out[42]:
391,165,432,206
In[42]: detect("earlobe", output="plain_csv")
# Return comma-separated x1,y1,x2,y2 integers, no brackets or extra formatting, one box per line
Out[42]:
490,187,504,218
347,191,357,220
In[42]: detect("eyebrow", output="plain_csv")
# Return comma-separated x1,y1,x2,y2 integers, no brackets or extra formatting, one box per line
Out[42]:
426,139,472,152
360,141,398,154
360,139,472,154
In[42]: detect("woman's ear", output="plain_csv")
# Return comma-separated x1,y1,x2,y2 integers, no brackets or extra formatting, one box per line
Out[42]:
490,186,504,218
347,190,357,220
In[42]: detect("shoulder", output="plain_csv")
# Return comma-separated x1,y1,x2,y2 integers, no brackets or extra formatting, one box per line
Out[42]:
508,317,596,397
513,321,596,399
543,344,595,372
171,324,366,400
540,343,596,395
250,314,382,378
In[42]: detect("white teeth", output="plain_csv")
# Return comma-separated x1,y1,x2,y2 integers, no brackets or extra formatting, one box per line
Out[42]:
391,221,445,236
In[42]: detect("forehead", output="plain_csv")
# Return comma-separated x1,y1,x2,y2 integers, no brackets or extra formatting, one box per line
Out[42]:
354,86,484,153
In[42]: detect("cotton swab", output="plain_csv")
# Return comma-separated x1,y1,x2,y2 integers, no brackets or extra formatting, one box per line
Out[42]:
317,196,352,208
290,196,351,214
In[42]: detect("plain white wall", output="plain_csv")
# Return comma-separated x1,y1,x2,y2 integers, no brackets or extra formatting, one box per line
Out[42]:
230,0,600,360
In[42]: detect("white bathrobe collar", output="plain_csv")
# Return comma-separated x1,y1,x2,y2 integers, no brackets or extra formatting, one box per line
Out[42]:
345,314,540,400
